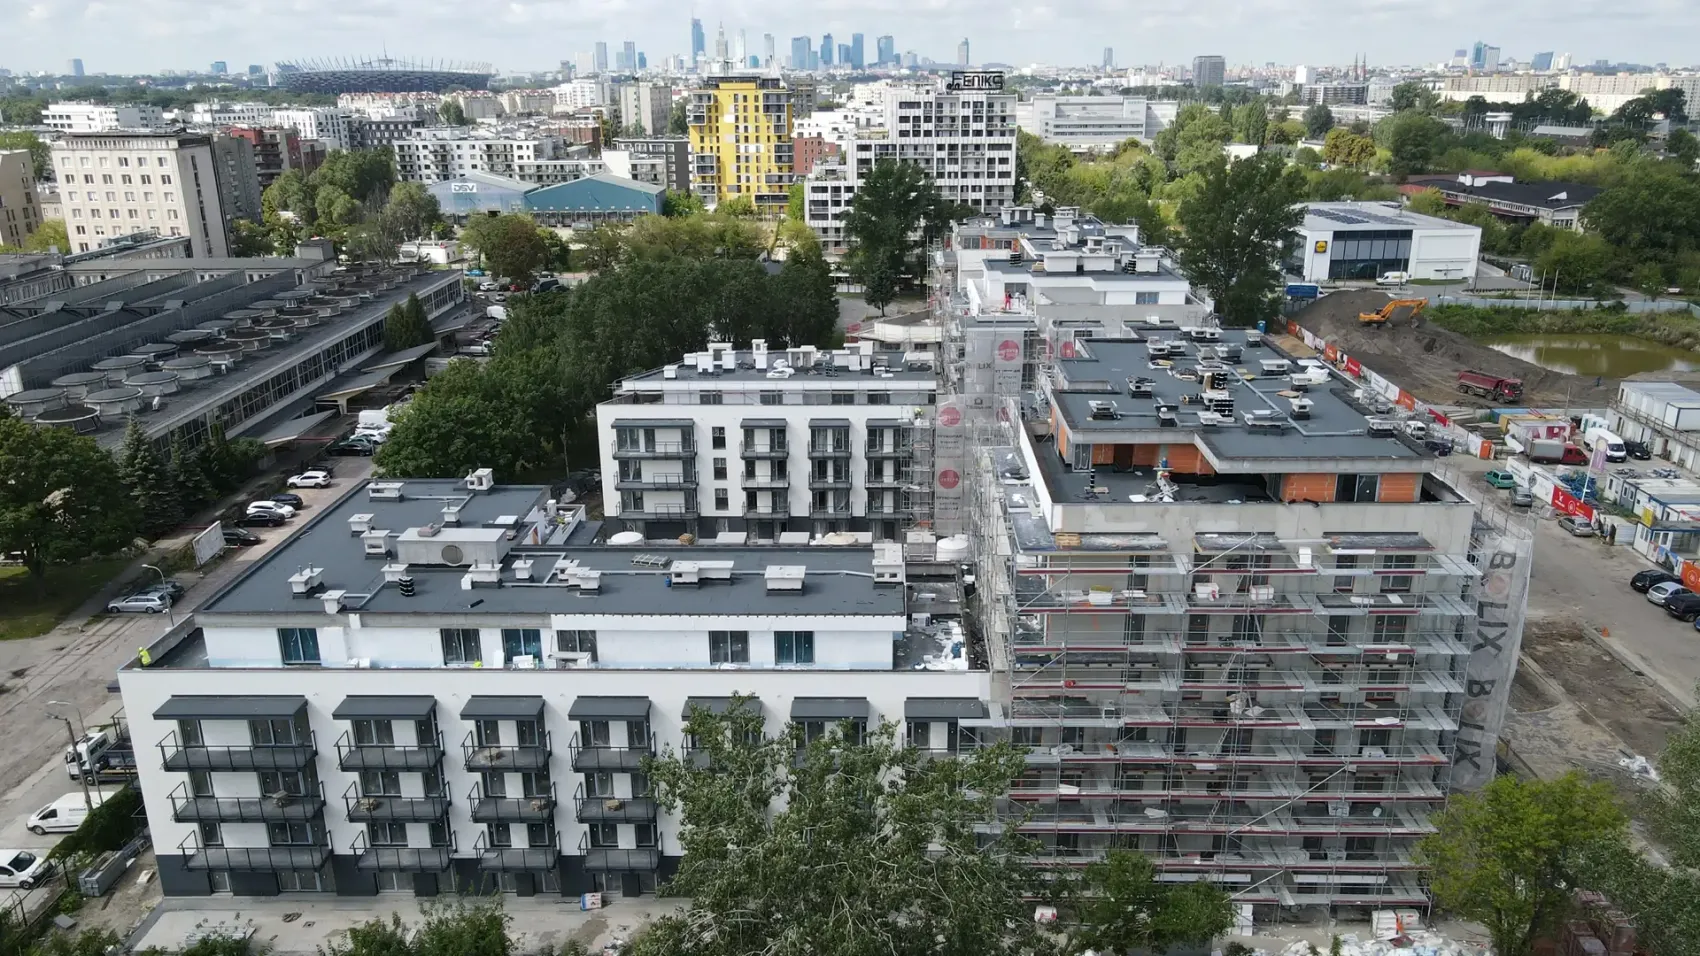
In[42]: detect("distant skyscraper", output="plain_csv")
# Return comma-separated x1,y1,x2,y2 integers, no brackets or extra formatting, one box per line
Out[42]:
623,41,637,71
764,34,775,67
1467,41,1502,71
247,64,263,76
210,60,228,74
957,38,970,66
837,44,851,68
1555,51,1573,70
1531,51,1554,71
877,36,895,66
850,34,865,70
821,34,834,67
1102,47,1113,70
715,23,729,60
691,18,706,64
638,52,648,70
67,58,84,77
594,41,609,72
791,36,812,71
735,30,747,65
1192,54,1225,87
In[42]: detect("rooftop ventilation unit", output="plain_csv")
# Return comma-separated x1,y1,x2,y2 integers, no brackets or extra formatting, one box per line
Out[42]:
416,523,440,538
1088,400,1120,420
1127,377,1155,398
512,558,534,581
669,561,702,587
1290,396,1314,419
1008,249,1023,264
1366,417,1399,436
368,481,404,501
569,568,602,592
1157,406,1179,428
1243,411,1289,433
1258,359,1291,376
1185,327,1222,342
662,364,678,379
362,529,392,557
765,565,806,592
348,513,375,535
1201,389,1235,414
381,563,410,583
631,553,672,569
288,567,324,595
441,503,462,526
1219,344,1244,363
1197,411,1232,427
465,467,494,492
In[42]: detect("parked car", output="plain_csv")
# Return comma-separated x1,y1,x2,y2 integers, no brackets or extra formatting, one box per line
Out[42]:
1668,592,1700,622
1557,515,1597,537
1484,470,1518,489
0,850,52,889
234,512,287,528
286,470,331,489
1424,437,1453,456
105,593,171,614
1510,487,1534,508
270,492,305,509
327,441,375,457
477,280,498,292
139,579,185,600
245,501,296,519
1648,581,1691,606
1632,569,1681,593
1625,439,1652,460
223,528,262,547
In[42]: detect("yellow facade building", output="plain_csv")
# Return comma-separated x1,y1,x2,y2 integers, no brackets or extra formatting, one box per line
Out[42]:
686,76,794,211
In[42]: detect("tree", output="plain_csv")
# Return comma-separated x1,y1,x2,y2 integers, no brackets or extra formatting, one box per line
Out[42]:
168,433,214,514
1416,773,1626,956
1389,81,1439,113
1376,110,1448,178
662,189,705,218
320,902,510,956
0,219,71,255
437,100,469,126
537,228,572,272
375,356,571,480
842,159,944,314
579,223,626,271
1303,103,1334,140
1232,100,1269,147
716,195,758,218
459,213,550,286
1634,262,1669,301
1406,187,1448,217
117,417,179,536
786,182,805,221
1174,153,1305,327
1069,850,1234,955
1293,146,1323,169
631,698,1057,956
228,218,273,257
668,98,688,135
0,131,50,179
1321,128,1377,170
1536,231,1615,295
0,409,137,590
1669,128,1700,170
1584,163,1700,262
383,182,442,241
383,295,435,352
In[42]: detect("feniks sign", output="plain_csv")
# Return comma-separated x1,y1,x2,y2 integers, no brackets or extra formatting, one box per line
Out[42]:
946,71,1005,91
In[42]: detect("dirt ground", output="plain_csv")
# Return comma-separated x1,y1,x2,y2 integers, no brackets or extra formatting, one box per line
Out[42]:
1290,290,1621,408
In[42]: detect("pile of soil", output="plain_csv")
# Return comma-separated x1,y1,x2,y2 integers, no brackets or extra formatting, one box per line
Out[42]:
1290,290,1619,408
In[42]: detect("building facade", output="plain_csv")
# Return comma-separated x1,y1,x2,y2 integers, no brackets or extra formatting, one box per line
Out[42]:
45,103,165,133
686,76,794,209
393,130,562,183
225,128,321,189
51,132,235,258
1192,55,1226,88
603,137,689,193
190,102,278,127
0,150,41,248
596,340,937,542
615,82,673,136
1292,202,1481,283
210,134,264,227
119,476,984,899
271,109,355,151
1016,95,1178,149
524,173,663,227
351,116,428,152
1296,83,1369,106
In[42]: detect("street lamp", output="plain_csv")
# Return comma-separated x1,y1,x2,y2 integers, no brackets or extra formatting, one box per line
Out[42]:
142,563,176,626
47,699,85,738
44,708,93,812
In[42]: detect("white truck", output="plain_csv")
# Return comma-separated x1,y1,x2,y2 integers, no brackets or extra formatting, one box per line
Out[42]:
25,791,113,834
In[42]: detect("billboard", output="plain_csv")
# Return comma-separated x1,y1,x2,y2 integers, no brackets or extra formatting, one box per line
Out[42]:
1453,521,1534,790
192,522,226,567
946,71,1005,91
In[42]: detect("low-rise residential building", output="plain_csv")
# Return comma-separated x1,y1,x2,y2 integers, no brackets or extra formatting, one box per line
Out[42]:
1295,83,1369,106
1403,172,1600,232
51,131,237,257
525,173,662,226
45,102,166,133
0,150,41,248
393,129,564,183
602,137,688,193
1014,94,1178,149
509,158,606,186
272,108,355,151
791,135,838,176
553,78,610,111
1291,202,1481,283
500,90,558,116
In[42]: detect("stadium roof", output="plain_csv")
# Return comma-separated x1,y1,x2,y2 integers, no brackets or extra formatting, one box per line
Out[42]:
274,57,492,94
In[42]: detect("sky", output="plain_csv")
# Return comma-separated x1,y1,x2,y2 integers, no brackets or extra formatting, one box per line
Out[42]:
5,0,1699,76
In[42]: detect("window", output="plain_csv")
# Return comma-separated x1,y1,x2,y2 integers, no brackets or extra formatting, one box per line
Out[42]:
775,631,815,664
1382,555,1417,593
588,823,619,847
634,824,658,847
711,426,726,449
867,391,891,405
1134,291,1160,305
161,174,172,184
709,630,749,663
713,457,727,480
1333,555,1358,593
501,628,542,661
369,822,407,846
521,770,551,797
700,390,722,404
422,767,445,797
267,820,318,845
352,720,394,746
714,488,728,509
140,174,151,184
556,630,598,661
830,391,855,405
252,718,304,747
759,390,783,405
198,822,223,847
441,628,481,665
278,628,320,665
360,771,402,796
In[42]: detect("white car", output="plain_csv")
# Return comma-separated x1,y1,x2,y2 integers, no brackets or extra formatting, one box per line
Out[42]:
353,428,390,445
287,471,332,489
246,501,296,519
0,849,52,889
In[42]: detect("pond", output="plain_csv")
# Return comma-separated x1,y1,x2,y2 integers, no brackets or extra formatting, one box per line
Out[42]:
1478,333,1700,378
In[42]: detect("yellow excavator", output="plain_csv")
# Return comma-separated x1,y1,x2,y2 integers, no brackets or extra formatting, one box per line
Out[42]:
1359,298,1427,326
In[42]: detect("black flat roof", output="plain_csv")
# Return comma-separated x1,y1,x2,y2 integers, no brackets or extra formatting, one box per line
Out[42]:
332,696,438,720
155,695,307,720
791,697,869,720
460,696,545,719
567,697,652,719
904,698,990,720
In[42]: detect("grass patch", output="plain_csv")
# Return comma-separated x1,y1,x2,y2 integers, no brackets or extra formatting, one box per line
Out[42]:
0,558,134,641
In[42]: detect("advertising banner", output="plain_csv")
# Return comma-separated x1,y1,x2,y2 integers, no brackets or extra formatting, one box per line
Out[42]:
1454,523,1534,790
192,522,225,567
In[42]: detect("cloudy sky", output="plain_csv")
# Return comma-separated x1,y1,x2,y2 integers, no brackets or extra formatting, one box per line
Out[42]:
6,0,1698,75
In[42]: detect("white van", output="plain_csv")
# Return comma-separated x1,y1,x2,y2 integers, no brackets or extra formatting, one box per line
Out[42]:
25,791,110,835
1376,271,1413,286
0,849,52,888
1584,427,1627,463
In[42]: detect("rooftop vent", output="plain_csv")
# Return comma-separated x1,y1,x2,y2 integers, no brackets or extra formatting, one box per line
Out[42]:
1201,389,1235,414
662,364,678,380
669,561,702,587
1290,396,1314,419
1157,407,1179,428
1197,411,1232,427
568,568,602,592
461,561,503,588
1220,343,1244,363
631,553,672,569
348,513,375,535
368,481,404,501
1259,359,1291,376
417,523,441,538
288,567,324,595
1185,327,1222,342
441,503,462,526
381,563,410,583
1243,411,1289,433
765,565,806,593
1127,377,1155,398
320,589,347,614
362,529,392,557
465,467,494,492
1088,400,1120,420
1366,417,1399,437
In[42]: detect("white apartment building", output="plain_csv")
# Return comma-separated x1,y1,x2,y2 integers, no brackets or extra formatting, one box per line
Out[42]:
190,102,277,127
119,473,984,898
614,82,673,135
554,78,610,111
44,102,165,133
500,90,557,116
51,132,231,258
509,159,606,186
1439,73,1700,114
597,340,939,543
272,108,355,151
0,150,41,248
1015,95,1179,149
804,79,1018,254
393,129,563,183
338,93,440,115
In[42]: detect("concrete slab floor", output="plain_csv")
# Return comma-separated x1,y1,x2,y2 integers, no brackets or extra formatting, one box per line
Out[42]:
128,895,681,955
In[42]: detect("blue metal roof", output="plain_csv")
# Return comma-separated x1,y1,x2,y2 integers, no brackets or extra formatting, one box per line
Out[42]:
525,173,664,214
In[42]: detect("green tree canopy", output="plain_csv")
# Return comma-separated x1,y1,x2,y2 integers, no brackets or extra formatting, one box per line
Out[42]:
0,409,137,586
228,219,273,257
843,159,949,314
460,213,550,286
1375,111,1449,178
116,417,179,536
1174,153,1305,327
1302,103,1335,140
0,131,50,179
1068,850,1234,955
1583,162,1700,262
1389,81,1440,113
1321,128,1378,170
383,294,436,352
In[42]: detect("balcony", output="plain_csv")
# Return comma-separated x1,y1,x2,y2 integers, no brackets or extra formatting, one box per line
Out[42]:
169,781,325,823
468,781,557,822
617,503,697,519
336,730,444,772
807,444,852,459
342,782,450,823
461,730,551,772
865,470,913,488
351,831,454,872
740,473,790,489
159,730,316,773
579,835,661,871
475,831,560,871
610,440,695,459
809,504,854,519
574,785,659,823
740,441,790,459
807,471,853,490
615,474,697,491
569,732,654,772
178,833,329,872
864,442,914,459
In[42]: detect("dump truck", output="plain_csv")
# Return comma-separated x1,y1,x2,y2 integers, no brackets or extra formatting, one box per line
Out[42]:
1457,370,1524,401
1359,298,1427,325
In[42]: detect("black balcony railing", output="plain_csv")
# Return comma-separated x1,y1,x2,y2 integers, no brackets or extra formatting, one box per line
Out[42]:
865,443,914,459
336,730,444,772
743,502,791,518
614,474,697,490
342,781,450,822
739,441,790,459
461,730,551,772
807,444,852,458
178,833,330,872
468,781,557,822
475,831,560,871
573,784,658,823
807,474,853,490
351,830,454,871
169,781,325,824
578,833,660,871
569,732,654,772
159,730,316,773
611,440,694,459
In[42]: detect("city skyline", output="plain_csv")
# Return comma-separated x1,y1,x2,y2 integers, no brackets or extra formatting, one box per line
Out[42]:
4,1,1698,76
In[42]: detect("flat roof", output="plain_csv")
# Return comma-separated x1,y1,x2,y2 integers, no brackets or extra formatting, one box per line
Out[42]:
1302,202,1477,234
983,256,1187,283
197,477,907,619
621,347,934,384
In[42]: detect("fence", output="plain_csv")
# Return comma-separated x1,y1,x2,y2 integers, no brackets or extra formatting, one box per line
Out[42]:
0,878,68,956
1435,293,1700,316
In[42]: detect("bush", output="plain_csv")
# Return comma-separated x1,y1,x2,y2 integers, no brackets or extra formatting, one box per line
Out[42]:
48,786,142,864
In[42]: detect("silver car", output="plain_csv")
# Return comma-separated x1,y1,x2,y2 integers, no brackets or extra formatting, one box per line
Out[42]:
106,593,171,614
